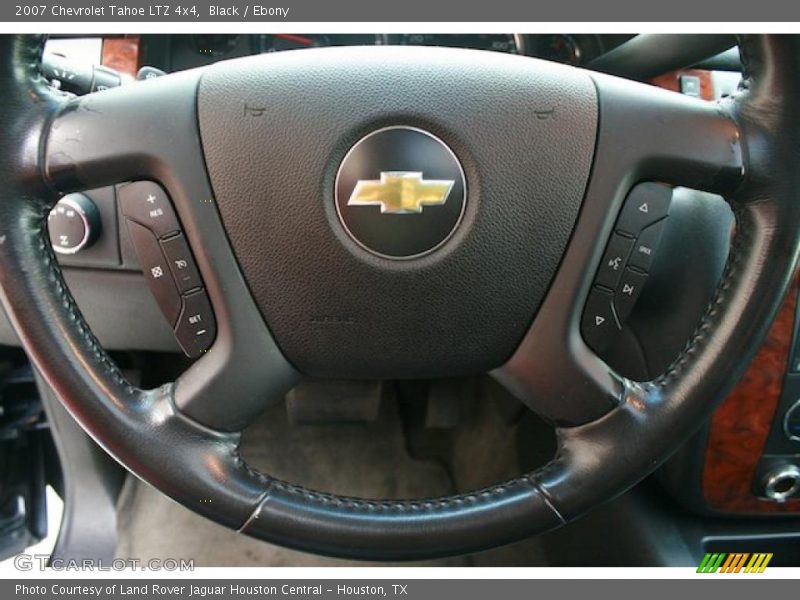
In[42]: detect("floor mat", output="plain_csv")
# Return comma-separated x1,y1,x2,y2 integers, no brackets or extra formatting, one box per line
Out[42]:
115,399,468,566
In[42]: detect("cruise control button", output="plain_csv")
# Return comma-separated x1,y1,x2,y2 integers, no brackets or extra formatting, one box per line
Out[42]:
616,183,672,236
174,290,216,358
614,267,648,323
629,220,666,272
581,287,621,354
595,233,634,290
125,219,181,326
118,181,180,239
161,234,202,293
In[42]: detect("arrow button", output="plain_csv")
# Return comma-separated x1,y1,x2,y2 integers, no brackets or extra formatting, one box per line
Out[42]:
581,287,621,354
614,267,649,323
616,182,672,236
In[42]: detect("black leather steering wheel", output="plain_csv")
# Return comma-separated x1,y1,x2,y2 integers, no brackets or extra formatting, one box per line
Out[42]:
0,34,799,560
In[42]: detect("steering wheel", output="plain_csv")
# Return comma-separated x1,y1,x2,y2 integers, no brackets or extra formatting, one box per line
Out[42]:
0,34,798,560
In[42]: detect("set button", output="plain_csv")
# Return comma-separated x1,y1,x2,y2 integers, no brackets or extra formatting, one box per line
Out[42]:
174,290,216,358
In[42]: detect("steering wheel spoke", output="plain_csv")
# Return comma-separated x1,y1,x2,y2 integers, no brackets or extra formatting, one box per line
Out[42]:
494,69,745,427
45,68,298,431
589,72,744,193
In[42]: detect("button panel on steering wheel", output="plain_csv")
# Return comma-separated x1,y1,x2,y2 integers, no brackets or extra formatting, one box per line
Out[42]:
581,182,673,353
119,180,217,358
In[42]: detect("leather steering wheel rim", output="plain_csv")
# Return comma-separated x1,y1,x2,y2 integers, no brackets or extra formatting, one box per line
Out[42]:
0,34,799,560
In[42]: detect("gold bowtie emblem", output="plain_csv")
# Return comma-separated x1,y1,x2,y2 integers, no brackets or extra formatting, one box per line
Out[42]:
347,172,454,214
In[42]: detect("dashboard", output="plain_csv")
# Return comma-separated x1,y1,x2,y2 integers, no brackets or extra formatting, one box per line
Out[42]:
145,34,634,73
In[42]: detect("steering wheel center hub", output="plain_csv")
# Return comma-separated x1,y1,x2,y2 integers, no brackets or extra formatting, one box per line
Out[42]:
334,126,467,259
196,46,599,378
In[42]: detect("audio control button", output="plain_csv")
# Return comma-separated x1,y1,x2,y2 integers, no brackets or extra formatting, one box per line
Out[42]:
629,220,666,272
581,287,621,354
595,233,634,290
616,183,671,237
614,268,648,324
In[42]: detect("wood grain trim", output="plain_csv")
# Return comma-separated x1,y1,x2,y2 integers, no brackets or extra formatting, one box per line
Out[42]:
649,69,800,513
101,36,140,78
702,273,800,513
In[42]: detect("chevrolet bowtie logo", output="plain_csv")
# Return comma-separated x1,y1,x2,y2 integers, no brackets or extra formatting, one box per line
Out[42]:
347,172,454,214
